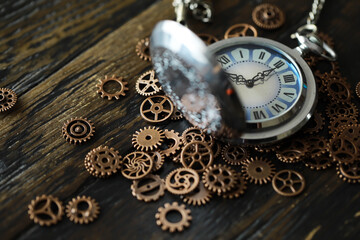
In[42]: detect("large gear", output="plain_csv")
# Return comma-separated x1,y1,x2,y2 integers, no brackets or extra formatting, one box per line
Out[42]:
165,168,200,195
155,202,192,232
325,101,358,120
252,3,285,30
84,146,122,178
336,161,360,184
276,139,309,163
181,127,213,147
304,153,332,171
96,75,128,100
306,136,329,158
328,115,358,136
324,74,352,103
180,141,213,172
0,88,17,112
65,196,100,224
62,117,95,144
241,157,276,185
221,144,248,165
182,182,212,206
131,174,166,202
140,95,174,123
132,126,164,151
135,70,162,96
272,170,306,197
202,164,237,195
121,151,153,180
28,195,64,226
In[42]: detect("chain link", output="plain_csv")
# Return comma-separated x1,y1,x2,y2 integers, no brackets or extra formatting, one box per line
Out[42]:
307,0,325,25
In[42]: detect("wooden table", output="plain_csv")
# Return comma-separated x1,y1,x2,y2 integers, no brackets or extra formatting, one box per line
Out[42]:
1,0,359,239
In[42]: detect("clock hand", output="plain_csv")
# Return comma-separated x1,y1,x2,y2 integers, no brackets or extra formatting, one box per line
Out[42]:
224,72,246,85
251,67,277,83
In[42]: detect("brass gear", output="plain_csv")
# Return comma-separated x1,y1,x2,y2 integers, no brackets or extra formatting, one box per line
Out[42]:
180,141,214,172
0,88,17,112
328,115,358,136
306,136,329,158
182,127,213,147
272,170,306,197
221,144,248,165
65,196,100,224
96,75,128,100
84,146,122,178
165,168,200,195
276,139,309,163
254,143,280,153
131,174,166,202
155,202,192,232
198,33,219,45
356,81,360,99
170,108,184,120
202,164,237,195
62,117,95,145
148,151,165,172
222,173,247,199
132,126,165,151
324,74,352,103
304,153,333,171
28,195,64,226
303,112,324,135
182,181,212,206
135,37,151,61
160,129,182,157
224,23,258,38
325,101,358,120
252,3,285,30
241,157,276,185
212,141,222,158
135,70,162,96
336,161,360,184
121,151,153,180
140,95,174,123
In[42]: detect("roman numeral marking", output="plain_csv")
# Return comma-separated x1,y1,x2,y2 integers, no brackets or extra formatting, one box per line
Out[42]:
284,92,295,98
259,51,265,60
217,55,230,66
283,74,295,83
239,50,243,58
271,104,285,113
253,110,267,120
274,60,285,68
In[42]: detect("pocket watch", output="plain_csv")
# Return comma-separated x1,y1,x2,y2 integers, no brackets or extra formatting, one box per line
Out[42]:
150,0,336,144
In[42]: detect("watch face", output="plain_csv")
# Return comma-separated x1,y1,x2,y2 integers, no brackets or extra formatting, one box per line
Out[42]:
215,43,303,125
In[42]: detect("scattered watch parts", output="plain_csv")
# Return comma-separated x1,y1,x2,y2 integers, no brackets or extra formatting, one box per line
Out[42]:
252,3,285,30
170,108,184,120
28,195,64,226
221,144,248,165
132,126,164,151
272,170,305,197
0,88,17,112
165,168,200,195
160,129,182,157
198,33,219,45
306,136,328,158
66,196,100,224
222,174,247,199
136,70,162,96
180,141,214,172
325,101,358,120
148,151,165,172
336,161,360,183
155,202,192,232
241,157,276,185
182,127,207,145
121,151,154,180
325,76,352,103
355,81,360,99
276,139,309,163
131,174,166,202
136,37,151,61
97,75,128,100
182,181,212,206
304,153,333,170
62,117,95,144
224,23,258,38
140,95,174,123
328,115,358,136
202,164,237,195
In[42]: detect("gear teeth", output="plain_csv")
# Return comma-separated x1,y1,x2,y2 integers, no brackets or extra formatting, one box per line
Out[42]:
0,88,17,112
96,75,128,100
155,202,191,232
132,126,164,151
135,70,162,96
66,196,100,224
241,157,276,185
62,117,95,145
202,164,237,195
135,38,151,61
28,195,64,226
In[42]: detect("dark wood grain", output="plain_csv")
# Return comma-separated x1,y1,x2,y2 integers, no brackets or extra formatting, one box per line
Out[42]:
1,0,360,239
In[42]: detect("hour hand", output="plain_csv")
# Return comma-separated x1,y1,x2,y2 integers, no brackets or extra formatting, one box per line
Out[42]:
225,72,246,85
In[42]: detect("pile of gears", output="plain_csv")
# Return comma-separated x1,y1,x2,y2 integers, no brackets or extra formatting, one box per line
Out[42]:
6,2,354,232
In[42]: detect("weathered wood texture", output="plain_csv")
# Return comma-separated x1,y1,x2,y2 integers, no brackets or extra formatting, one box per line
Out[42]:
1,0,360,239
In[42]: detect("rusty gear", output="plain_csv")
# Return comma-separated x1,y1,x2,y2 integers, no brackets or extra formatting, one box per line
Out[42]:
84,146,122,178
329,115,358,136
241,157,276,185
121,151,153,180
135,37,151,61
135,70,162,96
252,3,285,30
132,126,164,151
165,168,200,195
0,88,17,112
140,95,174,123
276,139,309,163
155,202,192,232
65,196,100,224
131,174,166,202
222,174,247,199
303,112,324,134
356,82,360,99
182,182,212,206
180,141,213,172
160,129,182,157
148,151,165,172
325,101,358,120
224,23,258,38
202,164,237,195
304,153,333,170
336,161,360,184
198,33,219,45
62,117,95,144
221,144,248,165
272,170,306,197
171,108,184,120
28,195,64,226
324,74,352,103
306,136,328,158
96,75,128,100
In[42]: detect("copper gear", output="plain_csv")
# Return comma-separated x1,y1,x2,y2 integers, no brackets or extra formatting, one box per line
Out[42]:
254,143,280,153
328,115,358,136
241,157,276,185
304,153,333,171
336,161,360,184
222,173,247,199
325,101,358,120
62,117,95,144
0,88,17,112
28,195,64,226
355,81,360,99
96,75,128,100
165,167,200,195
306,136,329,158
84,146,122,178
170,108,184,120
148,151,165,172
182,127,213,147
324,74,352,103
131,174,166,202
160,129,182,157
121,151,153,180
198,33,219,45
135,70,162,96
276,139,309,163
132,126,164,151
140,95,174,123
224,23,258,38
212,141,222,158
180,141,214,172
182,181,212,206
252,3,285,30
65,196,100,224
202,164,237,195
221,144,248,165
272,170,306,197
303,112,324,135
135,37,151,61
155,202,192,232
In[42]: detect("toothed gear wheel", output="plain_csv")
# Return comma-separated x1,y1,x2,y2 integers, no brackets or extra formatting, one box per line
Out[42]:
66,196,100,224
160,129,182,157
336,161,360,184
221,144,248,165
202,164,237,195
0,88,17,112
96,75,128,100
328,115,358,136
304,153,332,170
241,157,276,185
325,101,358,120
171,108,184,120
132,126,164,151
306,136,329,158
222,173,247,199
303,112,324,135
356,82,360,99
182,182,212,206
276,139,309,163
121,151,154,180
28,195,64,226
131,174,166,202
135,70,162,96
62,117,95,144
148,151,165,172
155,202,192,232
324,74,352,103
135,37,151,61
252,3,285,30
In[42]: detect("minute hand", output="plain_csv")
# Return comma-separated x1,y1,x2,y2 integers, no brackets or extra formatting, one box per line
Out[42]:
252,68,277,82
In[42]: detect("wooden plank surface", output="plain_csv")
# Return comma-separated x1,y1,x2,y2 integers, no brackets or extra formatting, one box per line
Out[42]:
1,0,360,239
